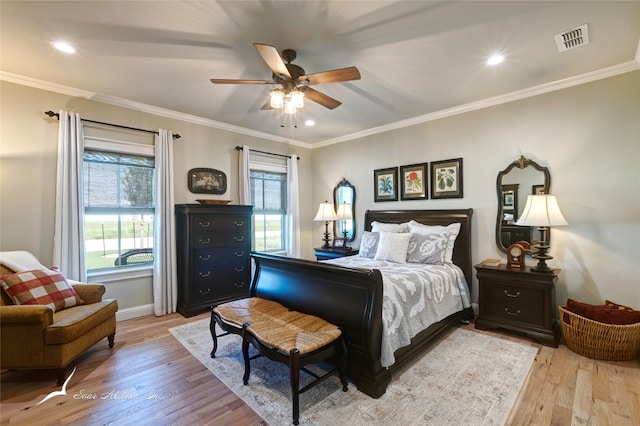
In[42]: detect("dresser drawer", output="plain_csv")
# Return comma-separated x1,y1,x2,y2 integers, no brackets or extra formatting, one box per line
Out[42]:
194,247,249,266
193,231,248,249
192,271,250,299
484,301,545,327
482,281,544,309
191,216,249,233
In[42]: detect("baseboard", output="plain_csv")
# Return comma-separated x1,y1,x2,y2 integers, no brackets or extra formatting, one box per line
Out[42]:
116,304,154,321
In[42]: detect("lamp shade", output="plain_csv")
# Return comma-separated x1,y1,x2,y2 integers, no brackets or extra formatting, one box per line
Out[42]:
314,201,337,221
336,202,352,220
515,195,568,227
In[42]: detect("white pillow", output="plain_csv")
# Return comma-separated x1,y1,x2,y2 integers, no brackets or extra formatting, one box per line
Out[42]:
408,221,461,263
359,231,380,258
371,221,409,233
374,232,412,263
406,233,447,264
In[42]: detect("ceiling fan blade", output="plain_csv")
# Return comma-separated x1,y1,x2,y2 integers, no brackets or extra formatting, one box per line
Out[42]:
301,87,342,109
210,79,275,85
300,66,361,85
254,43,291,78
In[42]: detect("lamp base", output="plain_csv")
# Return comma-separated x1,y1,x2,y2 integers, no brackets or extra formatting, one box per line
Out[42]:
530,243,554,273
321,221,331,249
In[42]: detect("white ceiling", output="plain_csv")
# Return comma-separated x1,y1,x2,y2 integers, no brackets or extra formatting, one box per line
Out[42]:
2,1,639,147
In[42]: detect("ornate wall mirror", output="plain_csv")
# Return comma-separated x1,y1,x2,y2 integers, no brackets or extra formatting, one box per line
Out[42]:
333,178,356,242
496,156,550,253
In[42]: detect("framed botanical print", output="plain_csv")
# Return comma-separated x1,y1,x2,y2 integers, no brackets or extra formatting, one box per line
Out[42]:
430,158,463,199
373,167,398,202
400,163,428,200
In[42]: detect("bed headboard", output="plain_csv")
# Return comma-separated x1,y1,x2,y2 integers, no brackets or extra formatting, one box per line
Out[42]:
364,209,474,285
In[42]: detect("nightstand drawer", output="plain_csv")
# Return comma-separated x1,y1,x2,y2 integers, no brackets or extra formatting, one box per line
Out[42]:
484,301,545,327
482,282,544,309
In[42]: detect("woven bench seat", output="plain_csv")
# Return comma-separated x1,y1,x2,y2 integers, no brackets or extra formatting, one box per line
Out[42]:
211,297,348,425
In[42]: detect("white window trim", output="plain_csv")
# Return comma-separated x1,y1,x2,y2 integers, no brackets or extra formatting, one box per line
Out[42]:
88,265,153,283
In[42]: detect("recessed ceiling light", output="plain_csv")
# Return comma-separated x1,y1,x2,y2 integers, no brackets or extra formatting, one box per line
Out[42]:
305,119,315,127
52,41,76,54
487,54,504,66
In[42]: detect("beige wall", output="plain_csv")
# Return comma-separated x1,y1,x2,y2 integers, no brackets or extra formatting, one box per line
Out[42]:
0,81,314,313
312,71,640,308
2,71,639,315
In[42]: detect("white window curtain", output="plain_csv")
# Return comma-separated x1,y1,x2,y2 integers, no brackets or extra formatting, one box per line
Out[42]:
153,129,177,316
238,145,251,205
53,111,86,282
286,155,300,257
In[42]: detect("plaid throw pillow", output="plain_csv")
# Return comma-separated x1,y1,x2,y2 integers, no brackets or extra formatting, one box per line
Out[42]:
0,269,83,312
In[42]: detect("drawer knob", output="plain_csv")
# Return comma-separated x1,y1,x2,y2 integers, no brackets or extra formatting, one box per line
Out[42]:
199,271,211,278
234,221,244,227
198,221,211,227
234,251,245,257
233,282,245,288
199,238,211,244
198,254,211,261
234,266,244,272
504,307,521,316
234,236,245,242
504,290,521,298
199,288,211,295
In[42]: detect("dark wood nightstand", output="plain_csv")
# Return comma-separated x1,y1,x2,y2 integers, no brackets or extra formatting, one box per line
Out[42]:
474,263,560,347
314,247,359,261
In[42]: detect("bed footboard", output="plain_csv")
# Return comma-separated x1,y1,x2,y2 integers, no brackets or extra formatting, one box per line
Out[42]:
250,252,391,397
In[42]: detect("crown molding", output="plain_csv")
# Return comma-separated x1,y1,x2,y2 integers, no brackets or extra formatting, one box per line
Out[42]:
0,71,311,149
3,59,638,150
314,60,640,148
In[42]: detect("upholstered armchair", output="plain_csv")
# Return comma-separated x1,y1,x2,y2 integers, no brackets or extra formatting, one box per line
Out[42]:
0,251,118,384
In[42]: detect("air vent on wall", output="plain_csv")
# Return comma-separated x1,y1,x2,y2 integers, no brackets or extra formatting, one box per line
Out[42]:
555,24,589,52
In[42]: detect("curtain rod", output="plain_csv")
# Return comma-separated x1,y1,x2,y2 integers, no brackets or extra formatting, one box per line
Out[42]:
45,111,181,139
235,145,300,160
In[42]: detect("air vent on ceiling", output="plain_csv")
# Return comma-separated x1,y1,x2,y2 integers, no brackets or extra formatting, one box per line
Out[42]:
555,24,589,52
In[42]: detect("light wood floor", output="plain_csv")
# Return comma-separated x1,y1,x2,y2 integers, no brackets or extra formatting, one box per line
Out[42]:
1,313,638,425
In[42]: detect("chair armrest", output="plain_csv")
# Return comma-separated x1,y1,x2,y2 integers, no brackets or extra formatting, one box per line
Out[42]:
72,284,106,304
0,304,54,325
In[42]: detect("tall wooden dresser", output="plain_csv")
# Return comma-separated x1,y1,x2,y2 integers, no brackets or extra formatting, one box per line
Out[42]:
175,204,253,317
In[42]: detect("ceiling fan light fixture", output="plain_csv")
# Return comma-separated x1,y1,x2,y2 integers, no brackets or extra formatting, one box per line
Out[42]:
290,90,305,108
283,97,297,114
269,89,284,108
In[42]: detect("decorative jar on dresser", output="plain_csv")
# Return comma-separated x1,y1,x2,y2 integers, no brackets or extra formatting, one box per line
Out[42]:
474,263,560,347
175,204,253,317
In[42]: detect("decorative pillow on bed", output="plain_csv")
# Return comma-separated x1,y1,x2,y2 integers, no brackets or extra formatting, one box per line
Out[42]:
371,221,409,233
406,233,447,265
374,232,412,263
359,231,380,258
0,269,83,312
408,221,461,263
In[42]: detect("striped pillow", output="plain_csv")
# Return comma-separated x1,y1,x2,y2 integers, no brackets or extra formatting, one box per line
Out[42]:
0,269,83,312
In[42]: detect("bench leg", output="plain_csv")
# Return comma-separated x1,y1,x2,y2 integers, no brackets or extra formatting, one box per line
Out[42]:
242,323,251,385
209,311,218,358
338,336,348,392
289,348,301,425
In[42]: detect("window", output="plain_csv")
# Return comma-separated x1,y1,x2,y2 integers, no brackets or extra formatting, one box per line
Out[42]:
250,170,287,253
83,149,155,271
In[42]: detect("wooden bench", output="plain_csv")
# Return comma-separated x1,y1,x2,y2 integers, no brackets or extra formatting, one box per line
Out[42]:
211,297,348,425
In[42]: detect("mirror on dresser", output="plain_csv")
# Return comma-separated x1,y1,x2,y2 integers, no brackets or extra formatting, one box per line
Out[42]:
333,178,356,242
496,156,551,253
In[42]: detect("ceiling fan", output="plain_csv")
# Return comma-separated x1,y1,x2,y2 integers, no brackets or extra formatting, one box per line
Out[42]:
210,43,361,110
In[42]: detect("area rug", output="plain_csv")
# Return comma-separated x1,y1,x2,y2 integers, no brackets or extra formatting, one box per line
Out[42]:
170,319,538,425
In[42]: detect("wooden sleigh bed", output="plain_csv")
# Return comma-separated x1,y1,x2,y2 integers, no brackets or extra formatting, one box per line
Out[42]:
247,209,474,398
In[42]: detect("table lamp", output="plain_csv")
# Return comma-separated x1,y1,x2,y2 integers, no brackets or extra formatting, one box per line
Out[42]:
314,200,337,249
515,194,568,272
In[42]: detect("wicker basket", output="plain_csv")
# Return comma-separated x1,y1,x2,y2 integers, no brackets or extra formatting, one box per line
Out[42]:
558,306,640,361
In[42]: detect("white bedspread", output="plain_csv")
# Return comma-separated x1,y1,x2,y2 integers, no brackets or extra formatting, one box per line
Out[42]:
324,257,471,367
